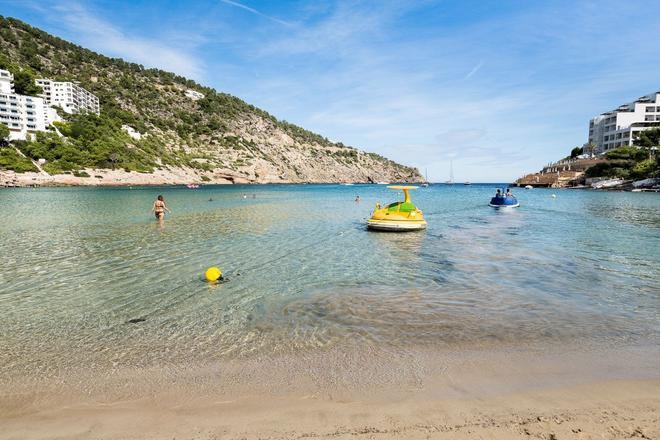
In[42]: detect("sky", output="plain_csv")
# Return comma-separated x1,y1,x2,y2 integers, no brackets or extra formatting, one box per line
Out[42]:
1,0,659,182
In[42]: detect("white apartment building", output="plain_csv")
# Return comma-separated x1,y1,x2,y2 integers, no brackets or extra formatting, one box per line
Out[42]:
36,79,100,115
588,92,660,155
0,69,14,94
0,69,47,141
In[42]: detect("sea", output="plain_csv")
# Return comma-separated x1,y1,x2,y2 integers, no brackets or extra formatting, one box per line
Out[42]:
1,184,659,399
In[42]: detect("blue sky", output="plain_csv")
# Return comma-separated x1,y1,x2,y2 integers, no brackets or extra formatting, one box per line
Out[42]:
2,0,659,182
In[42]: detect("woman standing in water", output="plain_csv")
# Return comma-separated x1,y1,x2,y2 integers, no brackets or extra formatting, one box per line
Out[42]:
151,195,171,220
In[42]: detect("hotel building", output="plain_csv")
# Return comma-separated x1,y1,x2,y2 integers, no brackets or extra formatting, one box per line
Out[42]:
588,92,660,155
0,69,47,141
36,79,100,116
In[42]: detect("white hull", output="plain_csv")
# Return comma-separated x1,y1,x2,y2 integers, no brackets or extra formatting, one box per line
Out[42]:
489,202,520,208
367,220,427,231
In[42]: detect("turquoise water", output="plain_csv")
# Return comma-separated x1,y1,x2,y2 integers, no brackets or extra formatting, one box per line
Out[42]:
1,184,659,382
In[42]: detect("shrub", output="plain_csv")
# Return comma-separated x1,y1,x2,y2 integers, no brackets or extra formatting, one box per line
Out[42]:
0,123,10,140
604,147,649,161
0,147,38,172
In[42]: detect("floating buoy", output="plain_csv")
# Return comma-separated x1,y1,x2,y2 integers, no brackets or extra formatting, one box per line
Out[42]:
205,266,222,282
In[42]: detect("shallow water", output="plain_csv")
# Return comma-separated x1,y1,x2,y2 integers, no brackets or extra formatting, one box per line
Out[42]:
0,184,659,386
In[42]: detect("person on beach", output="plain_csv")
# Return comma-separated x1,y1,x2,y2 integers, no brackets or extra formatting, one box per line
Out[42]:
152,195,171,220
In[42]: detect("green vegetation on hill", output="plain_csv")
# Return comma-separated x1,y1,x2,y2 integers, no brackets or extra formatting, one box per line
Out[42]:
584,129,660,180
0,16,419,180
0,123,9,141
0,147,37,172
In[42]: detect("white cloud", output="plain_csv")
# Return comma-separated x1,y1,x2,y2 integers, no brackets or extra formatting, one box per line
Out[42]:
42,2,205,79
464,61,483,80
218,0,293,27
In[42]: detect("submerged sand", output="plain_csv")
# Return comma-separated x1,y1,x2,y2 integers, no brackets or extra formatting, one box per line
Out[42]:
1,345,658,439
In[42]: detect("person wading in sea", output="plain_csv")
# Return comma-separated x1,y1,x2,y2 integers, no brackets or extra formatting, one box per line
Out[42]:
151,195,171,220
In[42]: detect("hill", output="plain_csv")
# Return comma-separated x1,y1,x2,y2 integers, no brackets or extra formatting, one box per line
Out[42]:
0,16,420,186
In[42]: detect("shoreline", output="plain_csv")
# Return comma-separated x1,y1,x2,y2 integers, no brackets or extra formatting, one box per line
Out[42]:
0,168,417,188
2,343,659,439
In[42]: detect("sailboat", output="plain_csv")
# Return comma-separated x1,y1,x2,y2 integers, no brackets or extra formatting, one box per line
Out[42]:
421,168,430,187
444,160,455,185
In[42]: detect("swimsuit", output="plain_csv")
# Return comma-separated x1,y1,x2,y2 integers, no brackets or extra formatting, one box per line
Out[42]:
154,201,165,218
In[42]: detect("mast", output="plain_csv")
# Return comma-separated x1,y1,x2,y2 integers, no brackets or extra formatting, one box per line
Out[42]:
449,160,454,184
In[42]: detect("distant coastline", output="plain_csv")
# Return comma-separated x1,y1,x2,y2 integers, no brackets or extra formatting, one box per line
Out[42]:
0,167,421,188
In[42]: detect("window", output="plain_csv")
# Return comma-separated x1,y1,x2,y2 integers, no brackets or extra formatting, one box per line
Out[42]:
646,106,655,112
645,115,654,121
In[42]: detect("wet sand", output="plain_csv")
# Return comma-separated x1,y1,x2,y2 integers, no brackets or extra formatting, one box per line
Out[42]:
2,380,658,439
2,345,658,439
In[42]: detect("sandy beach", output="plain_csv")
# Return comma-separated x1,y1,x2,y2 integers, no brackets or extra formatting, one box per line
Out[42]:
2,379,658,439
2,345,659,439
0,167,250,187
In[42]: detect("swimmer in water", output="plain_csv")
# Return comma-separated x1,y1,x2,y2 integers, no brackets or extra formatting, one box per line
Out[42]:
151,195,171,220
355,195,361,203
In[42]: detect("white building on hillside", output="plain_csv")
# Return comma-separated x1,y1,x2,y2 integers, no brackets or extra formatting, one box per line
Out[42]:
0,69,14,94
588,92,660,155
0,69,47,141
36,79,100,115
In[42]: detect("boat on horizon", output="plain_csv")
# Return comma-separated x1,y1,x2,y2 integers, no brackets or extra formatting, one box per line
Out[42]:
421,168,430,187
186,183,200,189
444,160,455,184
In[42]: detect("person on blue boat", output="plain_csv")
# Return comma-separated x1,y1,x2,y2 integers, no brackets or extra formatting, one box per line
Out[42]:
490,187,519,208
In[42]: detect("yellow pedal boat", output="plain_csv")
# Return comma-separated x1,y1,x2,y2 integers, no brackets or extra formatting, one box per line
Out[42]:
367,186,427,231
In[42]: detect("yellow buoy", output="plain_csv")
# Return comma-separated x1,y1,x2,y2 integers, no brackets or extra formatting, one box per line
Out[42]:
205,266,222,282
